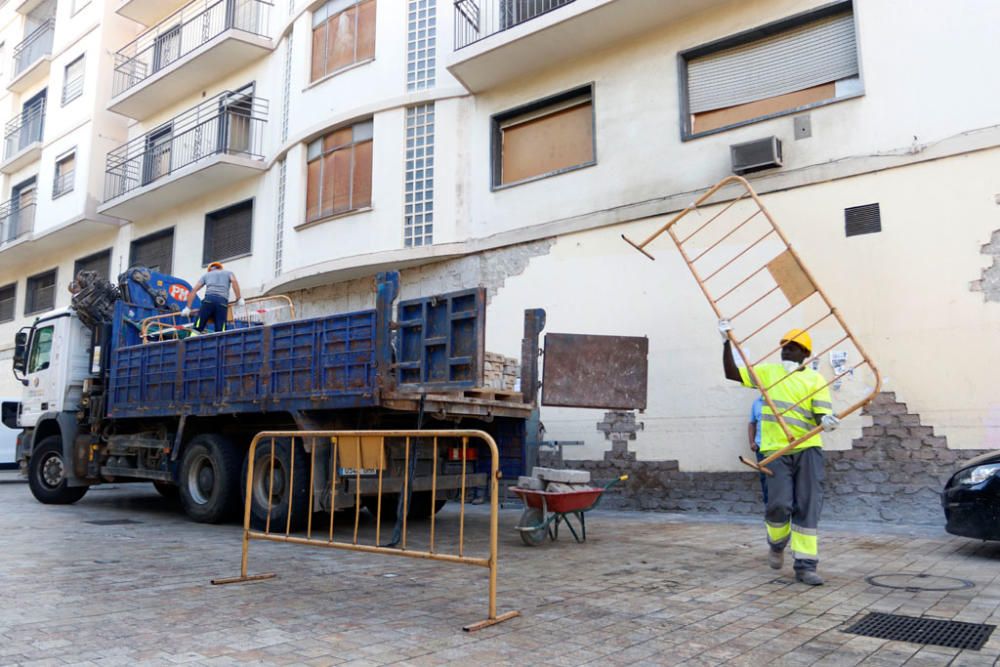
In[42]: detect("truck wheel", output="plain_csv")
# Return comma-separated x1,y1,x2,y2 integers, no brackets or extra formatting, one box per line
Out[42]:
179,434,241,523
363,492,445,520
28,436,88,505
243,439,309,531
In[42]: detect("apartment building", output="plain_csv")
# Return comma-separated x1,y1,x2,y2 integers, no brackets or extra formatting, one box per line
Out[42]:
1,0,998,517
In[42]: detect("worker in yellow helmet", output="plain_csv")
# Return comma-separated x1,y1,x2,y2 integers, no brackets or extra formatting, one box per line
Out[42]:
720,322,838,586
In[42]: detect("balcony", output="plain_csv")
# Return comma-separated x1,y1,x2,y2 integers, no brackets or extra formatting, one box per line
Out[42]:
9,19,54,93
99,91,269,220
448,0,730,92
116,0,189,26
0,190,36,250
1,99,45,174
108,0,274,120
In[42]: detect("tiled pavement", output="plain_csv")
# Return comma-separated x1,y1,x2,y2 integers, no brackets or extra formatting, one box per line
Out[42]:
2,475,1000,666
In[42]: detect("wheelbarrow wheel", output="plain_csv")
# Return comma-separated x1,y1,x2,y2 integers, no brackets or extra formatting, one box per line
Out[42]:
517,507,547,546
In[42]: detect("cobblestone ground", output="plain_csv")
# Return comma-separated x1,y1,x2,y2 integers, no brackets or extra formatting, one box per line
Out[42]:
3,475,1000,666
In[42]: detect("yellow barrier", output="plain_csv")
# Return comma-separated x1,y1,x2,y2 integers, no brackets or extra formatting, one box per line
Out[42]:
139,295,296,343
212,429,521,632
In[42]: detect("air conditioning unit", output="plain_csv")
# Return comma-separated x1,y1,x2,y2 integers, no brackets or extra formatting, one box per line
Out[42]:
730,136,783,175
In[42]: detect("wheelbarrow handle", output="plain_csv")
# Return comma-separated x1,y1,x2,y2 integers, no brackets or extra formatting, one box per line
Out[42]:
602,474,628,490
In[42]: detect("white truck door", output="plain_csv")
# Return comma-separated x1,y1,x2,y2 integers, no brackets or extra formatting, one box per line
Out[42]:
19,320,61,427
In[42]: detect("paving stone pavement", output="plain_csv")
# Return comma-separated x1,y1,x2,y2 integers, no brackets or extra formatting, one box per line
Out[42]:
3,475,1000,667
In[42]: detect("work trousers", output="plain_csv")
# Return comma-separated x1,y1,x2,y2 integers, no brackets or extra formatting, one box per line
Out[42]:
764,446,823,572
195,295,228,333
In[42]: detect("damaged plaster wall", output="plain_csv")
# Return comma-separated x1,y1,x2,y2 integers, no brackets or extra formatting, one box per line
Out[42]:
971,228,1000,301
287,238,555,318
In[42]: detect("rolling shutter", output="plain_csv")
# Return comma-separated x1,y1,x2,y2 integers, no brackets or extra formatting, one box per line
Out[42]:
688,12,858,114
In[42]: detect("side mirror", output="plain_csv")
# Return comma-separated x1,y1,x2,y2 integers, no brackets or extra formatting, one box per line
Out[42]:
12,330,28,375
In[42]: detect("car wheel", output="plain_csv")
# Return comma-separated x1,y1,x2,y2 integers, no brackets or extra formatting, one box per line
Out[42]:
179,434,242,523
28,436,88,505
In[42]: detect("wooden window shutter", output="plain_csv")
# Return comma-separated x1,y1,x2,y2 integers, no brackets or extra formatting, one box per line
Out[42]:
501,100,593,184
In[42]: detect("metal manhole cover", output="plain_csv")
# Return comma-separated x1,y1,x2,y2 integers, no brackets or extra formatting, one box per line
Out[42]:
85,519,143,526
866,573,974,592
845,612,995,650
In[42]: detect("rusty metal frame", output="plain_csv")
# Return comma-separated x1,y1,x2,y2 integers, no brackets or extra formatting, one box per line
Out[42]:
139,295,295,343
211,429,520,632
623,175,881,473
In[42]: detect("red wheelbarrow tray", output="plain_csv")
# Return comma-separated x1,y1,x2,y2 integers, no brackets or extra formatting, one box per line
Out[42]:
510,487,605,513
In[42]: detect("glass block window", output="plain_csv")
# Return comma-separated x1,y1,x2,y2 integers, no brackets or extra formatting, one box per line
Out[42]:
407,0,435,91
404,104,434,247
275,159,286,276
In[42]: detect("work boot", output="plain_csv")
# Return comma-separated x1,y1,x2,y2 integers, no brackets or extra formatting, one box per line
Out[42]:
795,570,824,586
768,547,784,570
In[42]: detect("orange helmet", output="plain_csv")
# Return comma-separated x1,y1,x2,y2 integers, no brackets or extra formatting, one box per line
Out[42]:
208,261,224,270
780,329,812,355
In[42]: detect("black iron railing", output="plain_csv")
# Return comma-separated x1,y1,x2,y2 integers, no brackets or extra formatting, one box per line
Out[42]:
103,90,268,202
4,98,45,160
0,190,36,245
13,19,55,77
112,0,272,98
454,0,576,50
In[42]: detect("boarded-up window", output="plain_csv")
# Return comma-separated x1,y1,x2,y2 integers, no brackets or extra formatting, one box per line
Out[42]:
311,0,376,82
493,86,594,187
130,228,174,274
25,269,56,315
204,199,253,264
683,4,860,136
305,120,373,222
0,283,14,322
62,54,84,105
74,249,111,280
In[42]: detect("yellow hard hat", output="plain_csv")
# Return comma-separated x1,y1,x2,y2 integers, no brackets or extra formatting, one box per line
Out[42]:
780,329,812,354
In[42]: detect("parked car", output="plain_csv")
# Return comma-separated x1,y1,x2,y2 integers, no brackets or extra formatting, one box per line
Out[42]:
0,399,19,470
942,450,1000,540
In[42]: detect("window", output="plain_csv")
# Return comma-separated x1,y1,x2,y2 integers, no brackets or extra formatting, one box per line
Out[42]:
680,2,860,138
203,199,253,264
74,248,111,280
130,228,174,274
62,55,84,105
25,269,56,315
53,151,75,198
0,283,14,322
491,85,595,188
311,0,376,82
305,120,373,223
71,0,91,13
27,325,53,373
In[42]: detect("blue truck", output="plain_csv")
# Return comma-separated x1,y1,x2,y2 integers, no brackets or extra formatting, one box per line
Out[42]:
6,268,541,524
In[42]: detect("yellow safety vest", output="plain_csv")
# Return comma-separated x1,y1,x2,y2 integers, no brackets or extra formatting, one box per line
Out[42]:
739,363,833,453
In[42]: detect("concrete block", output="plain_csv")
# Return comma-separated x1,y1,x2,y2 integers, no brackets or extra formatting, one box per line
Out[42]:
532,467,591,484
516,476,545,490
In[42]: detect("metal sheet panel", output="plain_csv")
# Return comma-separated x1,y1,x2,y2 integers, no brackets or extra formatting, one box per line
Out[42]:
542,334,648,410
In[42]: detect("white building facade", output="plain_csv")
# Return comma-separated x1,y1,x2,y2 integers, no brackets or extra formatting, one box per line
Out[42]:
1,0,999,517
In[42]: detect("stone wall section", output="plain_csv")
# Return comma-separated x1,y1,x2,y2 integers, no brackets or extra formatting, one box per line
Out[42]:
538,392,991,524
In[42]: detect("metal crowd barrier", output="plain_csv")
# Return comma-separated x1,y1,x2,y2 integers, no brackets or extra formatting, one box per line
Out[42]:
212,429,520,632
623,175,881,474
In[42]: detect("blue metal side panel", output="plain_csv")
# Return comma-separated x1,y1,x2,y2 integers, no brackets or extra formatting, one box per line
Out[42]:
316,311,376,397
182,335,223,403
144,342,178,407
396,288,485,390
221,327,265,401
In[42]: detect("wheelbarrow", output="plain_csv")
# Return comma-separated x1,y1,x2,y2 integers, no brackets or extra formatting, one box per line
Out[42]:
511,475,628,546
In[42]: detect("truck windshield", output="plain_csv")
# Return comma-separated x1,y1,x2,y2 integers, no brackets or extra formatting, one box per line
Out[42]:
27,326,54,373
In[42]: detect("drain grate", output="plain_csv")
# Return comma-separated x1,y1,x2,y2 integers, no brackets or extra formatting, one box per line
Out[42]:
845,612,995,650
85,519,143,526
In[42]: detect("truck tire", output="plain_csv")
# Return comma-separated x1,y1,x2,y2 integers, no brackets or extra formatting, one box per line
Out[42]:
179,434,242,523
243,439,309,531
28,436,88,505
152,481,179,499
363,492,446,520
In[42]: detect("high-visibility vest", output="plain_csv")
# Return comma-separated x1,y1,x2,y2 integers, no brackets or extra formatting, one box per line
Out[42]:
739,364,833,453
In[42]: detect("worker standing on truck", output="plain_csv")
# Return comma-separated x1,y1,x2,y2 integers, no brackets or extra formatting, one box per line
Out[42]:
181,262,244,333
720,323,839,586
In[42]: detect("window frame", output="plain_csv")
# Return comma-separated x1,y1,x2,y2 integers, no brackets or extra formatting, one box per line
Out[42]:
73,248,112,280
490,83,597,191
52,149,75,198
0,282,15,323
302,119,374,226
24,268,57,316
310,0,377,84
677,0,862,141
61,54,84,106
129,227,175,275
202,198,255,266
27,324,54,374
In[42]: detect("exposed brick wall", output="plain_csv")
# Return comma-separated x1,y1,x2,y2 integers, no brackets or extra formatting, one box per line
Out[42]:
539,393,990,524
970,228,1000,301
483,352,519,391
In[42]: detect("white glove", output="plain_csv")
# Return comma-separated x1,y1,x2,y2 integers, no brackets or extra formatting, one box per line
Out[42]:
821,414,840,432
237,297,246,307
718,319,733,341
181,306,191,317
